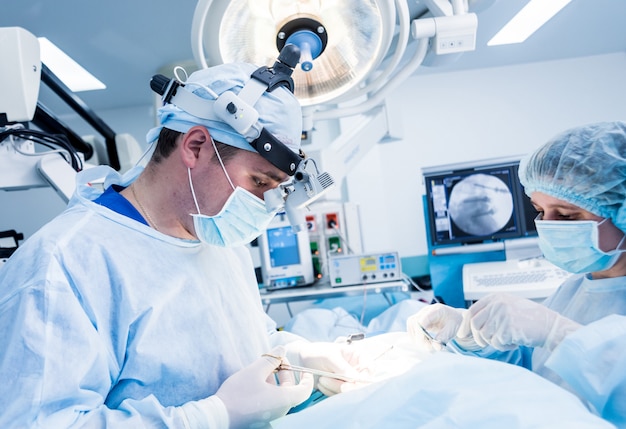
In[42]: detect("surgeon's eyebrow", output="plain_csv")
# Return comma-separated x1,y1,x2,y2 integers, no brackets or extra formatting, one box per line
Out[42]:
530,199,580,211
260,169,288,184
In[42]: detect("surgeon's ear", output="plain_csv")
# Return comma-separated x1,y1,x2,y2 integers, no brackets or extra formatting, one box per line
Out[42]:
180,126,211,168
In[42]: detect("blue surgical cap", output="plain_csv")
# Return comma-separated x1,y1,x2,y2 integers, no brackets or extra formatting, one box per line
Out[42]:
146,62,302,154
519,121,626,232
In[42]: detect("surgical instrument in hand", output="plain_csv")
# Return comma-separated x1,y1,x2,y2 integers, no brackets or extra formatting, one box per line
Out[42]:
418,323,448,348
277,362,373,384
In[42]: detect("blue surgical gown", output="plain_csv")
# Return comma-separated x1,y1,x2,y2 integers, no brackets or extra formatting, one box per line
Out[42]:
0,166,290,428
455,273,626,428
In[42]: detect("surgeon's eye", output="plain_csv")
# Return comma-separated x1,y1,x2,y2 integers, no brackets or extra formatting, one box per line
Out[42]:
253,177,268,188
555,211,581,220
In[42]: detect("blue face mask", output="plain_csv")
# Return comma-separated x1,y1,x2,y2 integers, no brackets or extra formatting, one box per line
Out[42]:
535,217,626,274
188,140,276,247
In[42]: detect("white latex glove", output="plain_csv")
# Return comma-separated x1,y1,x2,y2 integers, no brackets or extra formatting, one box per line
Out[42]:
287,341,363,396
458,293,582,351
406,303,465,351
216,346,314,429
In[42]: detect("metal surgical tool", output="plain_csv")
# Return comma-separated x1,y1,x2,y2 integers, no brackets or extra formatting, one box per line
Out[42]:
276,362,372,384
418,323,448,348
262,353,372,383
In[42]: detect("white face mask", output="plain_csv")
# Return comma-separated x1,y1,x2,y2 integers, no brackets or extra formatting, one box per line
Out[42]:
535,217,626,274
188,140,276,247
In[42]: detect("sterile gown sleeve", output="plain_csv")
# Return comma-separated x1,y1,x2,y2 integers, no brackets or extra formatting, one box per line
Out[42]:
544,314,626,429
0,236,254,429
0,166,276,428
451,274,626,367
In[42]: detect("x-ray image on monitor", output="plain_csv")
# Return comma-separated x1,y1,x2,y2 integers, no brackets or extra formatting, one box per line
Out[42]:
447,173,514,236
423,160,527,246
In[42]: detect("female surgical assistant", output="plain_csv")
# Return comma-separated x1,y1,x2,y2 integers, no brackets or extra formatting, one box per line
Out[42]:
407,121,626,428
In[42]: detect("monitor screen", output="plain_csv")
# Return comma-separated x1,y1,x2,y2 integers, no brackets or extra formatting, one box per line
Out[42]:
424,159,537,247
259,215,315,289
266,225,301,267
511,163,540,238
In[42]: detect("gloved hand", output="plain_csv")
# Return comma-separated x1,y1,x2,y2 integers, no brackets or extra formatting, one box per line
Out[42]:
287,341,363,396
406,303,465,351
458,293,582,351
215,346,314,429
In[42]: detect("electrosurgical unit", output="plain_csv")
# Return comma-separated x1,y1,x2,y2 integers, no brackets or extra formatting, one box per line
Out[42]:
329,251,401,287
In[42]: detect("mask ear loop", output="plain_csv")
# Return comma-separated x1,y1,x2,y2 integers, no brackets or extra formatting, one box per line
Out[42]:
209,137,236,191
187,136,237,216
616,234,626,251
188,168,202,215
597,217,626,252
611,227,626,251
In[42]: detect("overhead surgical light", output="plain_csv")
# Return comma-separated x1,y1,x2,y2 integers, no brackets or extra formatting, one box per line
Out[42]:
191,0,478,126
192,0,396,109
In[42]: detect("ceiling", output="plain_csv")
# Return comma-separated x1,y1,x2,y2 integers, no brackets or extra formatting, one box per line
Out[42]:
2,0,625,116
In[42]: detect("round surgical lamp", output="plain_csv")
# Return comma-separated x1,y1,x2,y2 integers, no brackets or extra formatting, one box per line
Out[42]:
191,0,396,107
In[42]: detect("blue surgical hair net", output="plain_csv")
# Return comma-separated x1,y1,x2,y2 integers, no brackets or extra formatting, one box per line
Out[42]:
519,121,626,232
146,62,302,154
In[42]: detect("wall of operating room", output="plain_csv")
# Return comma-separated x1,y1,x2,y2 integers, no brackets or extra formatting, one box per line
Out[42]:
346,51,626,264
2,51,626,267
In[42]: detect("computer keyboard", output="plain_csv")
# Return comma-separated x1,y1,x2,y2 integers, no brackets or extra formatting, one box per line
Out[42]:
473,269,565,287
463,258,572,301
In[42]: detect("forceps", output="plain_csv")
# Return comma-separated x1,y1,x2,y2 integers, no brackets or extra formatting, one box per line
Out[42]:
277,362,373,384
418,323,448,348
263,353,372,384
